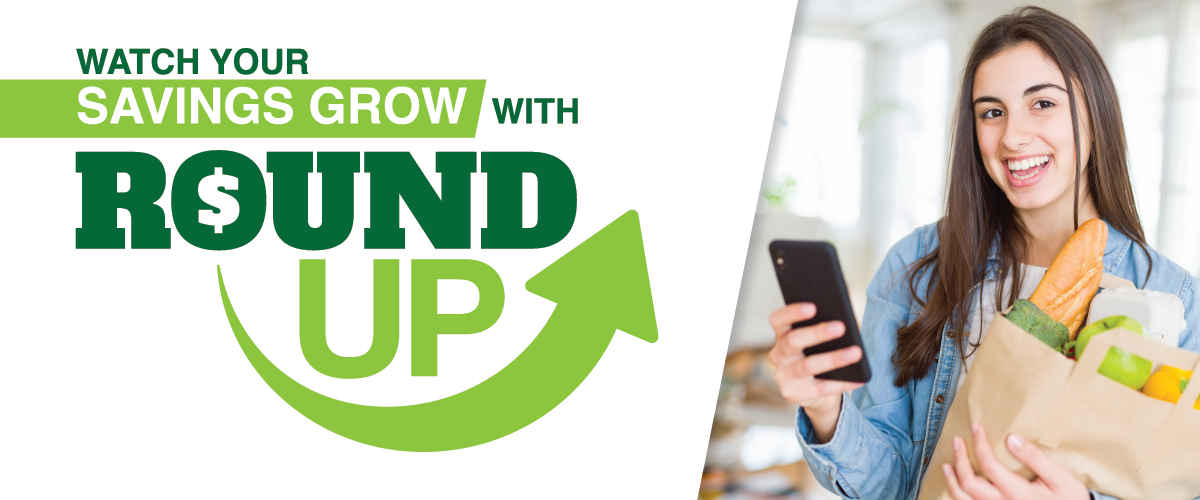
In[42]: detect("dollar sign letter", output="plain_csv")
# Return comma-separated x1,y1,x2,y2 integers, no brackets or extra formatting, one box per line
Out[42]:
198,167,240,234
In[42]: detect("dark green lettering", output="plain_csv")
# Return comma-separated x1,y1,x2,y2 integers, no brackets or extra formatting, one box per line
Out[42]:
210,48,232,74
557,98,578,124
76,48,108,74
107,49,130,74
481,152,576,249
170,150,267,250
364,152,474,249
234,48,258,75
75,152,171,249
492,98,524,124
267,152,359,250
151,49,174,75
287,49,308,74
261,48,283,75
534,98,554,124
177,48,199,75
129,49,150,74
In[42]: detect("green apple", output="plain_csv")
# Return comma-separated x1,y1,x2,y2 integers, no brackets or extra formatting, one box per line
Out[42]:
1076,316,1151,391
1076,315,1143,360
1097,347,1153,391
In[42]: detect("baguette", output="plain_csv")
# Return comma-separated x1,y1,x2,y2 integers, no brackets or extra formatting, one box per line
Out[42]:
1028,218,1108,339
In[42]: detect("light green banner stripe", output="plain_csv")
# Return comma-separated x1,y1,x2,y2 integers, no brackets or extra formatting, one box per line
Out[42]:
0,80,486,138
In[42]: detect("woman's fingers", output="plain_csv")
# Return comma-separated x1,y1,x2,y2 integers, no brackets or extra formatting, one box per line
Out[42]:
772,320,845,361
773,359,864,403
953,435,999,500
943,464,976,500
942,428,1083,500
970,424,1025,494
768,321,841,367
766,304,864,408
788,344,860,379
769,302,817,337
1005,433,1069,491
775,363,862,400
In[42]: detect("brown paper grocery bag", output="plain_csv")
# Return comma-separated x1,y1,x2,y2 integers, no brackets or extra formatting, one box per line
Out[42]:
1037,329,1200,499
917,310,1200,500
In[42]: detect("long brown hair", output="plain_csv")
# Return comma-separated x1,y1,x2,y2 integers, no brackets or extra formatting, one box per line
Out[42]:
891,6,1153,387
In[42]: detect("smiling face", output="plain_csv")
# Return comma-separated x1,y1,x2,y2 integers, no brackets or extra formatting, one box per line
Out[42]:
972,42,1091,214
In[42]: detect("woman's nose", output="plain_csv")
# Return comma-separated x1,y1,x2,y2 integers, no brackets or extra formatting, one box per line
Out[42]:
1000,111,1034,151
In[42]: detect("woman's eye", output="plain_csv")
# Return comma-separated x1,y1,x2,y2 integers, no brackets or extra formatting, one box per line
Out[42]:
1033,99,1055,109
980,108,1004,119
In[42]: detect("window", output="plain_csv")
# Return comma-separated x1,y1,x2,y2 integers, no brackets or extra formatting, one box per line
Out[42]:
886,38,951,249
1108,0,1200,275
763,36,865,228
1110,12,1169,255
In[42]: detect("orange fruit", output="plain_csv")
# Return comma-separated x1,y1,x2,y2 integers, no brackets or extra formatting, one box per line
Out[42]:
1143,366,1192,404
1160,366,1193,380
1143,370,1183,403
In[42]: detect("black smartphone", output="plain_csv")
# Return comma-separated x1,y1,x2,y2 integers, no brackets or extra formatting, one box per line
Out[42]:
768,240,871,383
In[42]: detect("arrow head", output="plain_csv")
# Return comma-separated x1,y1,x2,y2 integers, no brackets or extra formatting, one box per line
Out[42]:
526,210,658,343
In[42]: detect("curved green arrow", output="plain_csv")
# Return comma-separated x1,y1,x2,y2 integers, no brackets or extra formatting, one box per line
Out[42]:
217,210,657,451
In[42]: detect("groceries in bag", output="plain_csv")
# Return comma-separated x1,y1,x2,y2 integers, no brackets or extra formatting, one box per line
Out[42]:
1006,301,1156,391
919,219,1200,500
1028,218,1107,337
1005,299,1069,351
995,218,1169,393
1089,286,1187,348
1142,366,1200,410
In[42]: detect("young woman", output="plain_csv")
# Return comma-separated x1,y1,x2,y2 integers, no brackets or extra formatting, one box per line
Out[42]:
768,7,1200,500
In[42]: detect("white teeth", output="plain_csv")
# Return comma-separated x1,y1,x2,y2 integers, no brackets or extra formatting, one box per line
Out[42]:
1008,155,1051,171
1008,155,1050,180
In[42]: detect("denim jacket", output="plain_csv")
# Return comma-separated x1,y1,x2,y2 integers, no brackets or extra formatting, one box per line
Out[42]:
795,219,1200,500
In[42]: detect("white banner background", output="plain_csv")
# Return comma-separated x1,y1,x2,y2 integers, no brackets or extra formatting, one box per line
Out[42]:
0,1,798,497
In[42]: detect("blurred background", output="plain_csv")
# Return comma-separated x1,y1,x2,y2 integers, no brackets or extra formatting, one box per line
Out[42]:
700,0,1200,498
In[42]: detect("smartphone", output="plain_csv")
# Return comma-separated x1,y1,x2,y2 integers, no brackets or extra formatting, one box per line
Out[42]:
768,240,871,383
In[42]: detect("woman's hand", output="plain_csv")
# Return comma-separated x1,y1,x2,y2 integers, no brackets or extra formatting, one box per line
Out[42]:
767,302,865,444
942,424,1090,500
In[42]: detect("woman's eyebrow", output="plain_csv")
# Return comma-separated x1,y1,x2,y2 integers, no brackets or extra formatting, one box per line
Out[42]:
972,96,1002,106
1024,83,1067,96
973,83,1068,107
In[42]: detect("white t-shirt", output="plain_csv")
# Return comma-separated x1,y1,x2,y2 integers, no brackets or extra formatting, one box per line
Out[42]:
957,264,1049,390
